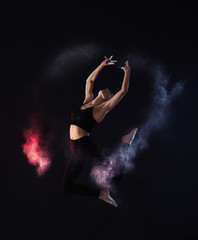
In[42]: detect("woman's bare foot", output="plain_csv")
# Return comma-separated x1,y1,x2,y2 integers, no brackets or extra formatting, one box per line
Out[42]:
122,128,138,145
99,190,117,207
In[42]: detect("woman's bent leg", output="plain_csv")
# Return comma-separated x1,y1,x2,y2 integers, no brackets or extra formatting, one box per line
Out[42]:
62,157,100,197
62,137,100,198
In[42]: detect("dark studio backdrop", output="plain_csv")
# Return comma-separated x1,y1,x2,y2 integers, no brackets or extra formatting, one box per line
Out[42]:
1,1,198,240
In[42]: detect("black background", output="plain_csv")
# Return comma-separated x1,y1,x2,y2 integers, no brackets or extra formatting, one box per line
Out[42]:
1,1,198,240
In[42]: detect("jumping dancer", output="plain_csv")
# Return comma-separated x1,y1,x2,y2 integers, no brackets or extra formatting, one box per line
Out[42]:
62,56,137,207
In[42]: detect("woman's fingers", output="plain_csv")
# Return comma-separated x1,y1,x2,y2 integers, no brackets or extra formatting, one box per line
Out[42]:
123,60,129,68
120,60,130,71
108,60,117,64
104,56,117,65
107,60,117,65
104,57,129,67
104,55,115,61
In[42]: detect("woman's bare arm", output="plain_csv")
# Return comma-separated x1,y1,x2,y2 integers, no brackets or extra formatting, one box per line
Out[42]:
83,63,104,104
105,61,131,112
83,56,117,104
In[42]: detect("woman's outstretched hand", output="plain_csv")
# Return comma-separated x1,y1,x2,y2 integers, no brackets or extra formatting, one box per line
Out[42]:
102,55,117,66
121,60,130,73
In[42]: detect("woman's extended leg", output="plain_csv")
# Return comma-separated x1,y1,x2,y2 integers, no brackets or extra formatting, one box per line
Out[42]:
93,128,138,207
114,128,138,181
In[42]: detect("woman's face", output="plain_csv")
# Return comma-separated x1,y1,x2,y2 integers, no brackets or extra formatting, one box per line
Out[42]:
99,88,113,100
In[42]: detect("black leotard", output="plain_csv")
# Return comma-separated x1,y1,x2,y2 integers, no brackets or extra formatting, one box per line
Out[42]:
71,104,98,133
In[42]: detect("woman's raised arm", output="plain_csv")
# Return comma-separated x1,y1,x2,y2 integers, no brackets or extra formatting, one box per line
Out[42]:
83,56,117,104
105,61,131,112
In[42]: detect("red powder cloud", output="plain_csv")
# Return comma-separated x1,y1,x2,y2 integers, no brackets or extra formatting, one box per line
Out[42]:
22,127,50,176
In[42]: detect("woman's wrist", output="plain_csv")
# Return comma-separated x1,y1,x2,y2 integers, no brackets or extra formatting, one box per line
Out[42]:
124,69,130,75
101,61,106,67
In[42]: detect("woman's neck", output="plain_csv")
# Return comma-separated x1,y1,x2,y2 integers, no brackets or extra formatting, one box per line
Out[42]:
84,95,105,108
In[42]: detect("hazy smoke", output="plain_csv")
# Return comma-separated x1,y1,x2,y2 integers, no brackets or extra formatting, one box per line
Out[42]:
46,43,103,78
90,144,134,190
133,65,184,153
90,55,184,190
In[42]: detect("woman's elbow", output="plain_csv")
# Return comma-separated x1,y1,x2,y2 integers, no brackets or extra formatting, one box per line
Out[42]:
121,89,128,95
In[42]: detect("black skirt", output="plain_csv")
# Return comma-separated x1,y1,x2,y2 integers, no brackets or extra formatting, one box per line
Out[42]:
62,136,101,197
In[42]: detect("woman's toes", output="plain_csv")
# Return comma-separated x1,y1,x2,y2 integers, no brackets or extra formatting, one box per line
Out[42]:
99,190,118,207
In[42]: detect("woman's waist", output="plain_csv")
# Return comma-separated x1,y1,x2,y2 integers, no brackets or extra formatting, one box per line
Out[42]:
69,130,101,159
70,124,90,140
